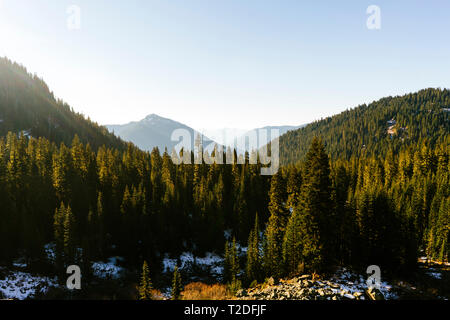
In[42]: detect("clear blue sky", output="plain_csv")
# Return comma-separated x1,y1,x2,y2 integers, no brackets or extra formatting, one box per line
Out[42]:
0,0,449,130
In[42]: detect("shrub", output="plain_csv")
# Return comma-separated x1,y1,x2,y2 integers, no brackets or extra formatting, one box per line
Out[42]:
181,282,230,300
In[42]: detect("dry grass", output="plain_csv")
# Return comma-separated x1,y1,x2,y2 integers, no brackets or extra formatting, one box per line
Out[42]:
150,289,166,300
181,282,231,300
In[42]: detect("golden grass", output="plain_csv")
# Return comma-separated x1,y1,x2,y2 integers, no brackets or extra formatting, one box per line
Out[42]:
181,282,231,300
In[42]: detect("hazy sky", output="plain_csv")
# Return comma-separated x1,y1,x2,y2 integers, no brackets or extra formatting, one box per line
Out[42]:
0,0,449,130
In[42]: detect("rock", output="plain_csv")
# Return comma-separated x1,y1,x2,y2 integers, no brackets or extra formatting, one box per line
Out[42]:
236,289,247,297
343,293,355,299
316,281,326,287
266,277,275,286
365,288,385,300
288,277,298,284
340,289,349,296
302,280,313,287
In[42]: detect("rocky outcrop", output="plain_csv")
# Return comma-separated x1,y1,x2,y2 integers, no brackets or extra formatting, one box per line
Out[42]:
236,275,386,301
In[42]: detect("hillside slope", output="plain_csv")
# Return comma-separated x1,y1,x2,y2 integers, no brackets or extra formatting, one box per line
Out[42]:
0,58,125,150
280,88,450,165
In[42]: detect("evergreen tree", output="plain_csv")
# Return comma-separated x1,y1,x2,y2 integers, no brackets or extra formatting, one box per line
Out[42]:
171,266,183,300
139,261,153,300
294,137,333,272
53,202,66,269
63,205,76,265
246,214,261,284
263,172,288,279
282,209,303,276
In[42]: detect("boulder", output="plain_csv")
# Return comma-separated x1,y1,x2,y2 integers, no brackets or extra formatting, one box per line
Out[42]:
366,287,385,300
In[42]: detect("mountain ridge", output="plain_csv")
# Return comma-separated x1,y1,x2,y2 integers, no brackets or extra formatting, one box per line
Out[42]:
106,113,219,153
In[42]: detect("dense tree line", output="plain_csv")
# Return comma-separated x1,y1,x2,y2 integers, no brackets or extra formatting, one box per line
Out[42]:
0,133,448,288
240,137,449,287
0,132,270,276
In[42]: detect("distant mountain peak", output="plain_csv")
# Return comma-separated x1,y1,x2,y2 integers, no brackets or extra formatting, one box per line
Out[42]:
106,114,218,152
143,113,165,122
144,113,162,120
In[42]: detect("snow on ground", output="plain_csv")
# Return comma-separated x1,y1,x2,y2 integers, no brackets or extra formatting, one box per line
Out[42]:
236,245,247,256
427,270,442,279
12,257,27,269
330,268,398,299
44,243,56,264
224,230,232,241
162,252,224,275
92,257,124,280
12,262,27,268
0,271,58,300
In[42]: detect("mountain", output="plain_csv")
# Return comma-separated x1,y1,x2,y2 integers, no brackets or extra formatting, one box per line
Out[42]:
279,88,450,165
0,57,125,150
106,114,219,152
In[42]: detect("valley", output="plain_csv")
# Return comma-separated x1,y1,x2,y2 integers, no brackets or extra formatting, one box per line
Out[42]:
0,58,448,301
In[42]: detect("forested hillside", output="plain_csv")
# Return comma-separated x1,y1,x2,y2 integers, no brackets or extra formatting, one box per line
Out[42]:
280,88,450,165
0,58,125,150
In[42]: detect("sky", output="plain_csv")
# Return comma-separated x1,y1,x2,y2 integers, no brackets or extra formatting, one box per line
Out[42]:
0,0,449,131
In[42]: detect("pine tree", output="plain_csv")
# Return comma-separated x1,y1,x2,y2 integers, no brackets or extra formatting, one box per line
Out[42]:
294,137,333,272
53,202,66,269
228,238,242,294
282,209,303,276
286,166,302,210
63,205,76,264
139,260,153,300
246,214,261,284
263,172,287,279
223,238,241,288
171,266,183,300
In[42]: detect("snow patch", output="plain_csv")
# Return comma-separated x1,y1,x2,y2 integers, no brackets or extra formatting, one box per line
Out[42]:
427,271,442,280
92,257,124,280
162,252,224,275
331,268,398,300
0,271,58,300
44,243,56,264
